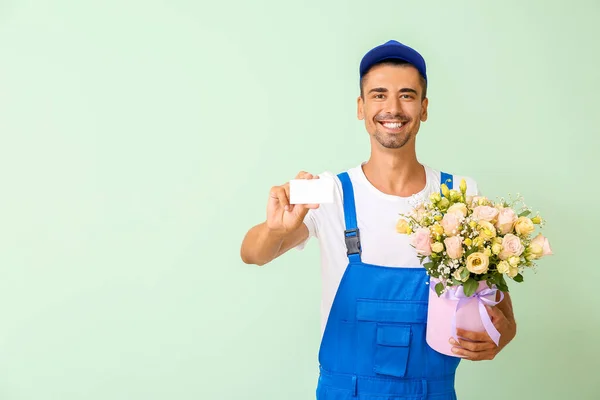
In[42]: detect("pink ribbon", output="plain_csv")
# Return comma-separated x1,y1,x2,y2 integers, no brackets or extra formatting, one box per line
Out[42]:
434,283,504,346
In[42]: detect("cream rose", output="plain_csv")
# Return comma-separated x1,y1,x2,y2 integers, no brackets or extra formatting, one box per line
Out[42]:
499,234,525,260
411,227,433,256
466,252,490,274
472,196,490,206
492,243,502,255
447,203,468,218
497,260,510,274
441,213,462,236
444,236,464,259
530,233,553,257
507,265,519,278
472,206,499,222
477,220,497,241
396,218,410,234
514,216,535,236
509,256,520,267
431,242,445,253
431,224,444,236
495,207,517,235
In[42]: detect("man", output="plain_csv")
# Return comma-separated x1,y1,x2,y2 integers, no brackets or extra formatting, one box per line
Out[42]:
240,40,516,399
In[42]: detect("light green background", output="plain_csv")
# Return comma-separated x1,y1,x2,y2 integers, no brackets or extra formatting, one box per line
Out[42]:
0,0,598,399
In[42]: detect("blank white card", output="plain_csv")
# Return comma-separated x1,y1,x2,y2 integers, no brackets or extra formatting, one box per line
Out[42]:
289,177,334,204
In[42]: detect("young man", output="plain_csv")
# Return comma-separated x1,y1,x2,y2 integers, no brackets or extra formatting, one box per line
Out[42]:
241,40,516,399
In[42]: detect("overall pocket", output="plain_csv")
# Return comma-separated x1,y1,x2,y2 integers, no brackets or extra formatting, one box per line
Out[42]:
355,299,425,379
373,323,412,378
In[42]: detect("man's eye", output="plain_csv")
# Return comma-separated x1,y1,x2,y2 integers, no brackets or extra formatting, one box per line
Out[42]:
374,94,385,99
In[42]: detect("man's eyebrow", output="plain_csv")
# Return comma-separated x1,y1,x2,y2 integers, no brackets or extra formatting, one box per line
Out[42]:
399,88,418,94
368,87,388,94
367,87,418,95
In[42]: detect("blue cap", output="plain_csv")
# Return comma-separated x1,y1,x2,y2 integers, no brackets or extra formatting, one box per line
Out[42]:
359,40,427,83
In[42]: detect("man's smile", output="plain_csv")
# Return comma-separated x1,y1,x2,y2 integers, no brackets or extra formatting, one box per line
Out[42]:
378,120,407,133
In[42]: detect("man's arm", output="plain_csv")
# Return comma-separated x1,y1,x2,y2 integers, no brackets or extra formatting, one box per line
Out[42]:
240,222,309,266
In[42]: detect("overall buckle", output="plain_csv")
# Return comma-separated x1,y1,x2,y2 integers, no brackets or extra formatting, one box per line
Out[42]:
344,228,362,256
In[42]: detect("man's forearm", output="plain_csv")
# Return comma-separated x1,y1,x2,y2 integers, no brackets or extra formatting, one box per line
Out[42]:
240,223,286,266
497,291,517,339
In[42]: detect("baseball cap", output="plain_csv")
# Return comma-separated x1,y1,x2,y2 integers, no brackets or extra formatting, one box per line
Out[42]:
359,40,427,83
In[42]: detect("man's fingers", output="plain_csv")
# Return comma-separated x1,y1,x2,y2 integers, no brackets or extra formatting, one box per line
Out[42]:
456,328,491,342
486,305,503,318
295,171,319,180
450,337,495,352
451,346,495,361
270,186,290,211
486,305,508,327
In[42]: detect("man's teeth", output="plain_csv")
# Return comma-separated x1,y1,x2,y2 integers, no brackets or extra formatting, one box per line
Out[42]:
382,122,403,128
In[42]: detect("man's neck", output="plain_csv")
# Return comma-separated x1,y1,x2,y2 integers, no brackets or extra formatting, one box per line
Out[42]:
361,150,426,197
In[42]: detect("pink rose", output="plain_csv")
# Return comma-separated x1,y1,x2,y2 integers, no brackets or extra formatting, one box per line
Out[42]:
472,206,499,222
411,227,432,256
441,213,462,236
499,234,525,260
444,236,464,259
530,233,553,256
495,207,517,235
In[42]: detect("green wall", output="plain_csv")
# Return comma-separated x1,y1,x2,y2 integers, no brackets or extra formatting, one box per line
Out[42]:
0,0,598,398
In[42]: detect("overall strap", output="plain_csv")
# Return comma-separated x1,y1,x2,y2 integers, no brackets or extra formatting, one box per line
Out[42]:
440,171,454,193
337,172,362,263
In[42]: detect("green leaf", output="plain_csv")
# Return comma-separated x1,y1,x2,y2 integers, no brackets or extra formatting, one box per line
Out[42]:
463,278,478,297
460,268,470,280
435,282,444,297
497,282,509,292
512,273,524,283
518,210,531,217
499,274,508,286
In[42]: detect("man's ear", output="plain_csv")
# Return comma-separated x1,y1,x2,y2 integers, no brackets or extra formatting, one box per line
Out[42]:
420,97,428,122
357,95,364,120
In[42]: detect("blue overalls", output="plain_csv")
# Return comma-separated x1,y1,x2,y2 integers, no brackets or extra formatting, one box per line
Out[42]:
315,171,460,400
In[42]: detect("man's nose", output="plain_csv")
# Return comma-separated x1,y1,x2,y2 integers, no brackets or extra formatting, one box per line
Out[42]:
385,96,402,116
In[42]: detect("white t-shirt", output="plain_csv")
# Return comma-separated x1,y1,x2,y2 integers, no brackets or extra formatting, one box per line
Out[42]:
295,162,480,336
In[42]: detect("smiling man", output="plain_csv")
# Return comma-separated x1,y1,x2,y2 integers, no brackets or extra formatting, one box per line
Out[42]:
240,40,517,399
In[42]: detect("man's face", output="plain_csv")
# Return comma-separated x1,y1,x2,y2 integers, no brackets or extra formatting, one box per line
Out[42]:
357,64,428,149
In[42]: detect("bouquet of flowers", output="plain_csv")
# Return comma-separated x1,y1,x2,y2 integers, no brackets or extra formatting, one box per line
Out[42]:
396,179,552,356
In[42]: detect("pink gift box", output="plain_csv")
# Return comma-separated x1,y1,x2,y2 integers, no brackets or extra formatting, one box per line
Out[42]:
426,278,500,357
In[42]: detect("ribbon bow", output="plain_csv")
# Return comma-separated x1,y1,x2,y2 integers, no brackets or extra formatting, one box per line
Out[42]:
434,283,504,346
